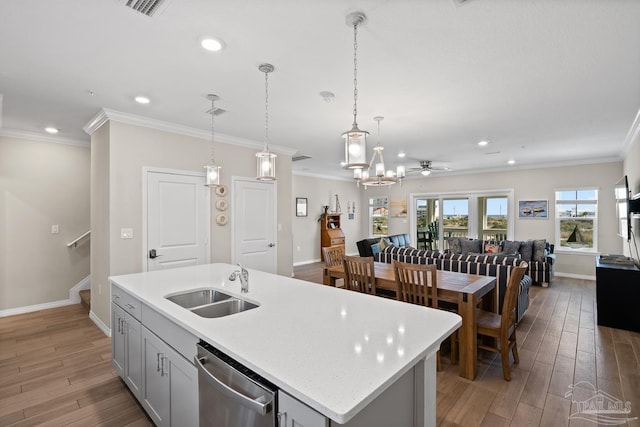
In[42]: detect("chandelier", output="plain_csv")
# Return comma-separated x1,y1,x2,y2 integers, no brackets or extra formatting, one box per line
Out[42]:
256,63,277,181
205,94,221,187
342,12,369,170
354,117,405,187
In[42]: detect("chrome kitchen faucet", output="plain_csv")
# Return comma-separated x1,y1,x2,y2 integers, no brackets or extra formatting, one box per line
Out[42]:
229,265,249,293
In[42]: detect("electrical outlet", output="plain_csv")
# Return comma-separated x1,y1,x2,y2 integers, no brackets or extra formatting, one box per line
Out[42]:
51,225,59,234
121,228,133,239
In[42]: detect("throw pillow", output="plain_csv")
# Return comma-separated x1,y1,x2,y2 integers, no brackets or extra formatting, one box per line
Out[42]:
502,240,521,255
448,236,462,254
519,240,534,262
483,240,501,254
460,238,482,254
379,238,386,250
532,239,546,262
371,243,381,255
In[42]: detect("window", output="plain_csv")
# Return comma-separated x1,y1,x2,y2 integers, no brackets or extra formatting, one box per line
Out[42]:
369,197,389,236
442,198,468,237
555,188,598,251
483,197,508,240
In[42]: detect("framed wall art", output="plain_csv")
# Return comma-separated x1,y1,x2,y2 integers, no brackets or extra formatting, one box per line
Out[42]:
518,200,548,219
296,197,308,217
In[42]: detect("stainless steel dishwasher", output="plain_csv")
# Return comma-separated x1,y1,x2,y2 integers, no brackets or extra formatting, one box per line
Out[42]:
195,341,278,427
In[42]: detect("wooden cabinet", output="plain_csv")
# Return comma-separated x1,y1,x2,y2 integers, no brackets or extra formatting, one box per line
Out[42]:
141,326,198,427
320,214,344,261
596,257,640,332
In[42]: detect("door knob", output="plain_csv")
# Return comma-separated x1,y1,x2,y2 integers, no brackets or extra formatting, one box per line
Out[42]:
149,249,162,259
268,243,276,247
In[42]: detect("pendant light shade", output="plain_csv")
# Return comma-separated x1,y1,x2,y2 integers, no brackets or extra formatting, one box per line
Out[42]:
257,63,277,181
205,94,221,187
342,12,369,170
354,116,399,188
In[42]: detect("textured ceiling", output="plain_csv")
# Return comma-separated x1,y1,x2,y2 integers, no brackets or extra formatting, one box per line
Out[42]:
0,0,638,179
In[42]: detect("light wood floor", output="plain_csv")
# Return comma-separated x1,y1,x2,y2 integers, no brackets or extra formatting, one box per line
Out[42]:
1,265,639,426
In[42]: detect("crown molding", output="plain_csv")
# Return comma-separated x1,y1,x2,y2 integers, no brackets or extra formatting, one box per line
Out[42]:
83,108,297,156
292,170,354,182
0,128,90,148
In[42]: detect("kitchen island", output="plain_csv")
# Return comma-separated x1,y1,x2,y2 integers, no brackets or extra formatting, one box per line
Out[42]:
109,263,461,426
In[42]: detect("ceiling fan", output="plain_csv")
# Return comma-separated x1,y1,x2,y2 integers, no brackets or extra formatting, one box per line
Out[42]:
407,160,450,177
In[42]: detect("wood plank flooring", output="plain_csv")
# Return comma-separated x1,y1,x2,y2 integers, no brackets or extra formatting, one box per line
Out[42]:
0,304,152,426
295,262,640,427
1,264,639,426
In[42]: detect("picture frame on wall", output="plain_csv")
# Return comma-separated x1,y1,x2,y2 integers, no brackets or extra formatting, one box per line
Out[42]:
296,197,308,217
518,199,548,219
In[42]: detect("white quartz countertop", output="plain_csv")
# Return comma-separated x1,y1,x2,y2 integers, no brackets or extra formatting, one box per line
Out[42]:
109,263,461,423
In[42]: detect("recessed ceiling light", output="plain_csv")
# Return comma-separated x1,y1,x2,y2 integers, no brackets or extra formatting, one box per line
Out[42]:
397,152,406,158
478,140,489,146
135,96,150,104
340,161,346,167
45,127,59,134
201,37,224,52
507,159,516,165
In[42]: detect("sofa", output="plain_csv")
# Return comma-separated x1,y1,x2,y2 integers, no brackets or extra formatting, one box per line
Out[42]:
356,233,412,257
445,236,555,287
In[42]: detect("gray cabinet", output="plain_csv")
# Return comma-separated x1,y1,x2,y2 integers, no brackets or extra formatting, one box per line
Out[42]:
141,326,198,427
111,297,142,400
278,391,328,427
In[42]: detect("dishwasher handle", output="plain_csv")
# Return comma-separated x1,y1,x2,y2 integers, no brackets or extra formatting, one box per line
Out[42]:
195,356,273,415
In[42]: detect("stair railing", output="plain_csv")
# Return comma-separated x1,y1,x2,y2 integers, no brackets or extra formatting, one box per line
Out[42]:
67,230,91,248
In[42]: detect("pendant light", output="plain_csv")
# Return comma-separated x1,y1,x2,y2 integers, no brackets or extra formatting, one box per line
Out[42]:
357,116,398,188
205,94,221,187
342,12,369,170
256,63,277,181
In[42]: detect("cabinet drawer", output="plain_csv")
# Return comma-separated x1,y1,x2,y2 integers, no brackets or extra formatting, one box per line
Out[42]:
112,285,142,320
330,238,345,245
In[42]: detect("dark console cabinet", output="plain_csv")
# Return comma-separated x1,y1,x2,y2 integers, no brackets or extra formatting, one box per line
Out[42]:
595,257,640,332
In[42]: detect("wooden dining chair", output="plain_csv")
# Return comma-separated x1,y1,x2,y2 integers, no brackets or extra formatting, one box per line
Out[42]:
343,256,376,295
322,245,345,287
392,260,457,370
476,263,528,381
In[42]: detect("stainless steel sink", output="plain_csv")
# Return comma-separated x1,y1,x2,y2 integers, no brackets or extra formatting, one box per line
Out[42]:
166,289,233,309
165,288,259,318
191,299,259,318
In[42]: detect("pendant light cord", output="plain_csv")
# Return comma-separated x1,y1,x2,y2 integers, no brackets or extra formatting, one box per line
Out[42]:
264,70,269,151
352,20,359,128
210,97,216,164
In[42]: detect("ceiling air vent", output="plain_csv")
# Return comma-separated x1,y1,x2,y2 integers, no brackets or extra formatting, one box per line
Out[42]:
292,155,312,162
119,0,171,17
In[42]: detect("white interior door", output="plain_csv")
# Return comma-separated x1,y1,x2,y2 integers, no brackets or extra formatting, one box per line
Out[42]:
146,170,209,271
232,178,277,273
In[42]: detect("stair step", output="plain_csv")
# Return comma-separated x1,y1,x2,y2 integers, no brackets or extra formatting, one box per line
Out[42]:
79,289,91,312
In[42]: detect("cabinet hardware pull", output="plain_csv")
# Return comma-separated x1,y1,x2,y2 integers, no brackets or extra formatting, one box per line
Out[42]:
157,353,161,372
126,303,136,310
161,355,167,376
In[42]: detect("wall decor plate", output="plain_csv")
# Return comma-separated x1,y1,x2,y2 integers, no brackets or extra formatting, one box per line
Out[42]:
215,185,228,196
216,199,228,211
216,213,228,226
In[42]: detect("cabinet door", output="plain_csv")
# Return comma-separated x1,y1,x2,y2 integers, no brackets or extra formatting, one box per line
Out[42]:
124,313,142,399
111,303,125,376
142,327,170,427
278,391,328,427
167,344,198,427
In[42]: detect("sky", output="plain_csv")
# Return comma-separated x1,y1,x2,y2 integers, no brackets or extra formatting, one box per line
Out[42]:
442,198,507,216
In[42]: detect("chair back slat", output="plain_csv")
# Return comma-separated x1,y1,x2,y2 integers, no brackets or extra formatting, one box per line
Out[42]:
343,256,376,295
322,246,345,268
392,261,438,308
501,263,528,333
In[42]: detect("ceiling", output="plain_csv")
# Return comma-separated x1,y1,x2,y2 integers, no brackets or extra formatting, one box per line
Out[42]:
1,0,639,180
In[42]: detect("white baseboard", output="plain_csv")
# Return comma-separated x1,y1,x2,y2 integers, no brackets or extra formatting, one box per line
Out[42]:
0,275,92,318
69,275,91,303
89,310,111,337
554,272,596,281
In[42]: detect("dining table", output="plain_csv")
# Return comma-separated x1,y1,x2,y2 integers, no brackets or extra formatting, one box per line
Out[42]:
324,261,496,381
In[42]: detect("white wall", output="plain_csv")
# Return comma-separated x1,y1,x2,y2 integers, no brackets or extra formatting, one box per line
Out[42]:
623,121,640,259
0,135,90,310
292,175,361,264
